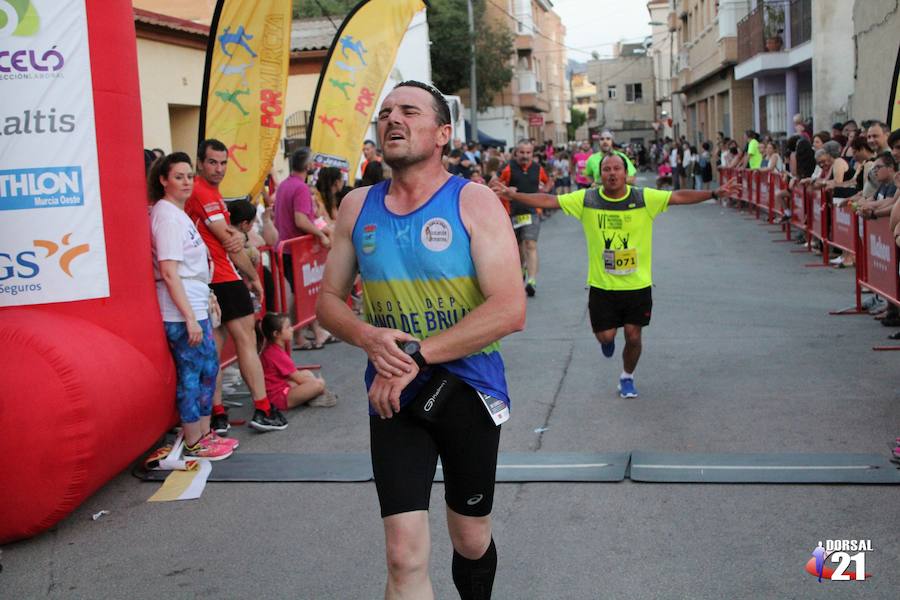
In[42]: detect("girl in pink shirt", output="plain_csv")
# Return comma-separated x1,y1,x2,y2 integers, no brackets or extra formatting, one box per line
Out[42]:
259,313,337,410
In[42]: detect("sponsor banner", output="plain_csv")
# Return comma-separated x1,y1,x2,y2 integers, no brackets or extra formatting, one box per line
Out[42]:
286,235,328,327
863,218,900,301
830,201,855,254
200,0,291,201
0,0,109,307
308,0,426,186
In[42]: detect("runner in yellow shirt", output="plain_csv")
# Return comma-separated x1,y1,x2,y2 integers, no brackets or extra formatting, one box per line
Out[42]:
491,154,738,398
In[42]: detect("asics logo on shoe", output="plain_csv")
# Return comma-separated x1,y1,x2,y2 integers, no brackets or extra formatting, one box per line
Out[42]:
466,494,484,506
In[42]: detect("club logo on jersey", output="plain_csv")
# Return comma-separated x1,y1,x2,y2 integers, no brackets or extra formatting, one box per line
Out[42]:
421,218,452,252
362,223,376,254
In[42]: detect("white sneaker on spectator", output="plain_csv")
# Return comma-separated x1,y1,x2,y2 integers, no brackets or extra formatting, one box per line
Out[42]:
829,256,843,266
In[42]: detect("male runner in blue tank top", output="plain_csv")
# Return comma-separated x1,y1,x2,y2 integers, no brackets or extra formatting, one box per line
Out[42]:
317,81,526,599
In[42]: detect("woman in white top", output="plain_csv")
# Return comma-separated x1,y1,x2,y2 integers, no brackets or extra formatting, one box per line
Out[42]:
149,152,235,460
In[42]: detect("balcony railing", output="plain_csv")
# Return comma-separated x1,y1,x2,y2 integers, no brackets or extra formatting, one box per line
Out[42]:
737,4,765,63
517,70,537,94
790,0,811,47
737,0,810,63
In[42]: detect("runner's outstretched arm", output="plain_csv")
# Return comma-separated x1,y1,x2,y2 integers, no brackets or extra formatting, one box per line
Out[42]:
489,179,560,210
316,187,417,380
670,178,740,205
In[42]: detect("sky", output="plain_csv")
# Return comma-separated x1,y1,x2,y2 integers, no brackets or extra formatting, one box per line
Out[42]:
551,0,652,62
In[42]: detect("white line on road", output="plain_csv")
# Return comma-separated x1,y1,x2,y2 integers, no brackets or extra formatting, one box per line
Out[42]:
635,464,878,470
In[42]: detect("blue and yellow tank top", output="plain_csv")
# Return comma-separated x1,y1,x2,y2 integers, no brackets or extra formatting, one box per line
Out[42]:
352,176,509,411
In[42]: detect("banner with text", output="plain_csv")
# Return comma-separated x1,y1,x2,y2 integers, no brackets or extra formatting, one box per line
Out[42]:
308,0,426,185
200,0,291,200
0,0,109,307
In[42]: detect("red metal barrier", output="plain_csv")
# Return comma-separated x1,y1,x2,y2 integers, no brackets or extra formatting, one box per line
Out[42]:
804,188,830,266
277,235,329,330
860,218,900,349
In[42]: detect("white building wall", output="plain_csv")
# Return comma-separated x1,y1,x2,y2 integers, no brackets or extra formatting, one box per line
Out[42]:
812,1,853,129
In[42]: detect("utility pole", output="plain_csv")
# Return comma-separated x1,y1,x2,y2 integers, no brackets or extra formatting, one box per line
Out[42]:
467,0,478,143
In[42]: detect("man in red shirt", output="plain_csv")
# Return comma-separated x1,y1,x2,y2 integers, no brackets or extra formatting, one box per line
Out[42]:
185,139,287,433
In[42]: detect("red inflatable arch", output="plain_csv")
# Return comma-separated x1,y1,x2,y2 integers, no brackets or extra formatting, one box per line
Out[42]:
0,0,176,543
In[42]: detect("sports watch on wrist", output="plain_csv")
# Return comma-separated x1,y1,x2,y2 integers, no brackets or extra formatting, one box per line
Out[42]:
400,340,428,369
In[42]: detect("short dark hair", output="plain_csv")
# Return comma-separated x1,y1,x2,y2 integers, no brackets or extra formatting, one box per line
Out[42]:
867,121,889,137
599,152,626,171
198,139,227,162
148,152,192,202
227,198,256,226
877,150,897,170
393,80,451,126
850,135,872,153
887,128,900,148
832,122,844,131
291,147,311,172
363,139,376,147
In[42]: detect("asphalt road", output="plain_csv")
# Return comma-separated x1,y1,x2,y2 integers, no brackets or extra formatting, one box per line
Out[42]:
3,173,899,599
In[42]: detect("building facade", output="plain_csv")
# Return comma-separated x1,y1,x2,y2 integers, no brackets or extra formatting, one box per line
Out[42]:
733,0,815,136
671,0,754,145
647,0,676,140
570,69,596,142
475,0,569,147
585,41,657,145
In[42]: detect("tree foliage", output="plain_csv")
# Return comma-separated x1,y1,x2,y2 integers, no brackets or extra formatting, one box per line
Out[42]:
292,0,356,18
427,0,513,112
291,0,514,112
567,108,587,141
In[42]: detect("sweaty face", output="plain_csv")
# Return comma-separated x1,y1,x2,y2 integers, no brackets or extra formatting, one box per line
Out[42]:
600,156,626,190
515,144,534,167
376,88,448,169
198,149,227,186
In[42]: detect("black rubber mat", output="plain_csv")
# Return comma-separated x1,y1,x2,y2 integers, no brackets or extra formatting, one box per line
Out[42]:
134,451,900,484
629,451,900,484
135,452,373,482
134,452,629,483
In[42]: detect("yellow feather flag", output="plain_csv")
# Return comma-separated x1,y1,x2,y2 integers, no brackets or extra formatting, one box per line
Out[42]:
890,46,900,130
308,0,427,185
200,0,291,199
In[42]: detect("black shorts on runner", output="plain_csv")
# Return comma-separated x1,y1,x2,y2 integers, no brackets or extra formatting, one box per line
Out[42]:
209,280,255,323
588,286,652,331
370,382,501,519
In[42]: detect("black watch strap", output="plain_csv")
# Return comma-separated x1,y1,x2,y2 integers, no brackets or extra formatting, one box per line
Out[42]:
410,350,428,369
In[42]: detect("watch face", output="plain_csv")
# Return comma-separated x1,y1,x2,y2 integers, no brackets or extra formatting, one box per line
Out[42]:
403,340,420,354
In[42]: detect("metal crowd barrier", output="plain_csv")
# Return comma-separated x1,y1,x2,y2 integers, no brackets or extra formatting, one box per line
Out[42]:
719,167,899,350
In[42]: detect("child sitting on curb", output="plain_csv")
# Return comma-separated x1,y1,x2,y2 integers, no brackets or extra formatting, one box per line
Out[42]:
259,313,337,409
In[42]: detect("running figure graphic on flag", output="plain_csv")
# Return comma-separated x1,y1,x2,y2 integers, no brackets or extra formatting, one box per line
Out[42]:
340,35,367,65
318,114,343,137
219,26,257,58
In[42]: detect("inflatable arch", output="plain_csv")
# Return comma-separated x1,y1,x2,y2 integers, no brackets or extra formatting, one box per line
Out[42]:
0,0,176,543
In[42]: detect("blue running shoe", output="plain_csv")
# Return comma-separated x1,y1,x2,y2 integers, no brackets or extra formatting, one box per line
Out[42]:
601,341,615,358
617,377,638,398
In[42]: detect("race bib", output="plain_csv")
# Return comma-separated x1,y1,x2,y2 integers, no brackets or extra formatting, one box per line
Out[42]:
512,214,533,229
603,248,637,275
